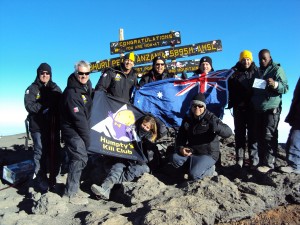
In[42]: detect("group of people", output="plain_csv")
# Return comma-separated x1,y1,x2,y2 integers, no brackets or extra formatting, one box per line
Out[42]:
24,48,299,205
227,49,293,174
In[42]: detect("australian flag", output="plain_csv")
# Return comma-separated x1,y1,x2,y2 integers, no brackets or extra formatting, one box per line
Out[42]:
88,91,147,162
134,69,233,127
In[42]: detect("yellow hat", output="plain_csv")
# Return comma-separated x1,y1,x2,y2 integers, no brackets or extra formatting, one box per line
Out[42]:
239,50,253,62
124,52,135,62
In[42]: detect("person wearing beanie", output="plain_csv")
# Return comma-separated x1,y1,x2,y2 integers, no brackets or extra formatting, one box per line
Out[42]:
168,92,232,181
239,50,253,62
193,56,214,75
95,51,137,103
61,60,93,205
138,56,174,87
252,49,288,173
24,63,62,192
228,50,259,169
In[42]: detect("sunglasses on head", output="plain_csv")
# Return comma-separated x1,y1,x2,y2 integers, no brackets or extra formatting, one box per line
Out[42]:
192,104,204,109
77,71,90,76
40,72,50,75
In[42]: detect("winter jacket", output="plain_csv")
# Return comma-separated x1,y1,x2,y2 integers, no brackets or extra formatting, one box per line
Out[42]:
285,77,300,127
95,65,137,102
227,62,258,109
61,73,93,147
24,75,62,133
251,61,288,111
138,69,174,87
176,110,232,161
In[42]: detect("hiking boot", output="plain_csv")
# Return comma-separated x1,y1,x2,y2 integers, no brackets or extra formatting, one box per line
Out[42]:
91,184,110,200
257,166,272,173
279,166,300,175
68,194,89,205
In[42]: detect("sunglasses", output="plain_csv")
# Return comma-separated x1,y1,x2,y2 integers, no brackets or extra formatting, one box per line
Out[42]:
40,72,50,75
192,104,204,109
77,72,90,76
155,63,165,66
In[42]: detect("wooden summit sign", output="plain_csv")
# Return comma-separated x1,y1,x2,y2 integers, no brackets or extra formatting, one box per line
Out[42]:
90,40,222,72
134,59,201,76
110,31,181,54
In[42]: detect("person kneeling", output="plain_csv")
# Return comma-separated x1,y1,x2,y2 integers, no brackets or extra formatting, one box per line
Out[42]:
169,93,232,181
91,115,158,200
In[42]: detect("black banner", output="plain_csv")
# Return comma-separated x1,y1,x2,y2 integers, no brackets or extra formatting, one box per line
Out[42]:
88,91,147,162
110,31,181,54
90,40,222,73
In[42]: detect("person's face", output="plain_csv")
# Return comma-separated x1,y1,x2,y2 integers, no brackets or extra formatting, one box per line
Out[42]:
141,121,151,132
154,59,165,74
76,66,90,84
39,71,51,84
123,59,134,71
241,58,252,69
259,52,271,68
191,104,205,117
200,62,212,74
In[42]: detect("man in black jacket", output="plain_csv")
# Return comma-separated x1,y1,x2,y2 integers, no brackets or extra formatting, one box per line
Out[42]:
95,52,137,102
24,63,62,191
61,60,93,205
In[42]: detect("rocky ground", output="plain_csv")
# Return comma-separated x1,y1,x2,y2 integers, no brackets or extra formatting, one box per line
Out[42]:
0,133,299,225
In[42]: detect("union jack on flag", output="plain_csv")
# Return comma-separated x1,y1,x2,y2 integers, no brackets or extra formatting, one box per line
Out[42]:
134,69,233,127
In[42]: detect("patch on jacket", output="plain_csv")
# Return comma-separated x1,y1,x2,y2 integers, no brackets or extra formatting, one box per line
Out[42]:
81,95,87,104
36,92,40,99
114,74,122,81
73,107,79,113
184,121,190,131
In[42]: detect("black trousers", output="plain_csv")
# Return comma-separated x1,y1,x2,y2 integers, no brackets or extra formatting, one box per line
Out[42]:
64,135,88,197
254,108,281,168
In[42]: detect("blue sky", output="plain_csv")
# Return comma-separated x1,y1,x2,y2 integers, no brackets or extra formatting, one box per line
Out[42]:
0,0,299,143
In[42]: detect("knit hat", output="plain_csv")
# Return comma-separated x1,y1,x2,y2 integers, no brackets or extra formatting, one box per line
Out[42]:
239,50,253,62
199,56,213,69
124,52,136,62
37,63,52,77
152,56,166,66
191,93,206,108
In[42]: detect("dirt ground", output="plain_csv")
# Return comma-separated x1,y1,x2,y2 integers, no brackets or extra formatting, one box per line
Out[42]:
219,204,300,225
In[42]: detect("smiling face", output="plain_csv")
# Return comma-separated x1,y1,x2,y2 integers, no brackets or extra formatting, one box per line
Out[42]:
241,58,252,69
39,71,51,84
200,62,212,74
191,104,205,117
154,59,165,74
76,66,90,84
123,59,134,72
141,121,151,132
